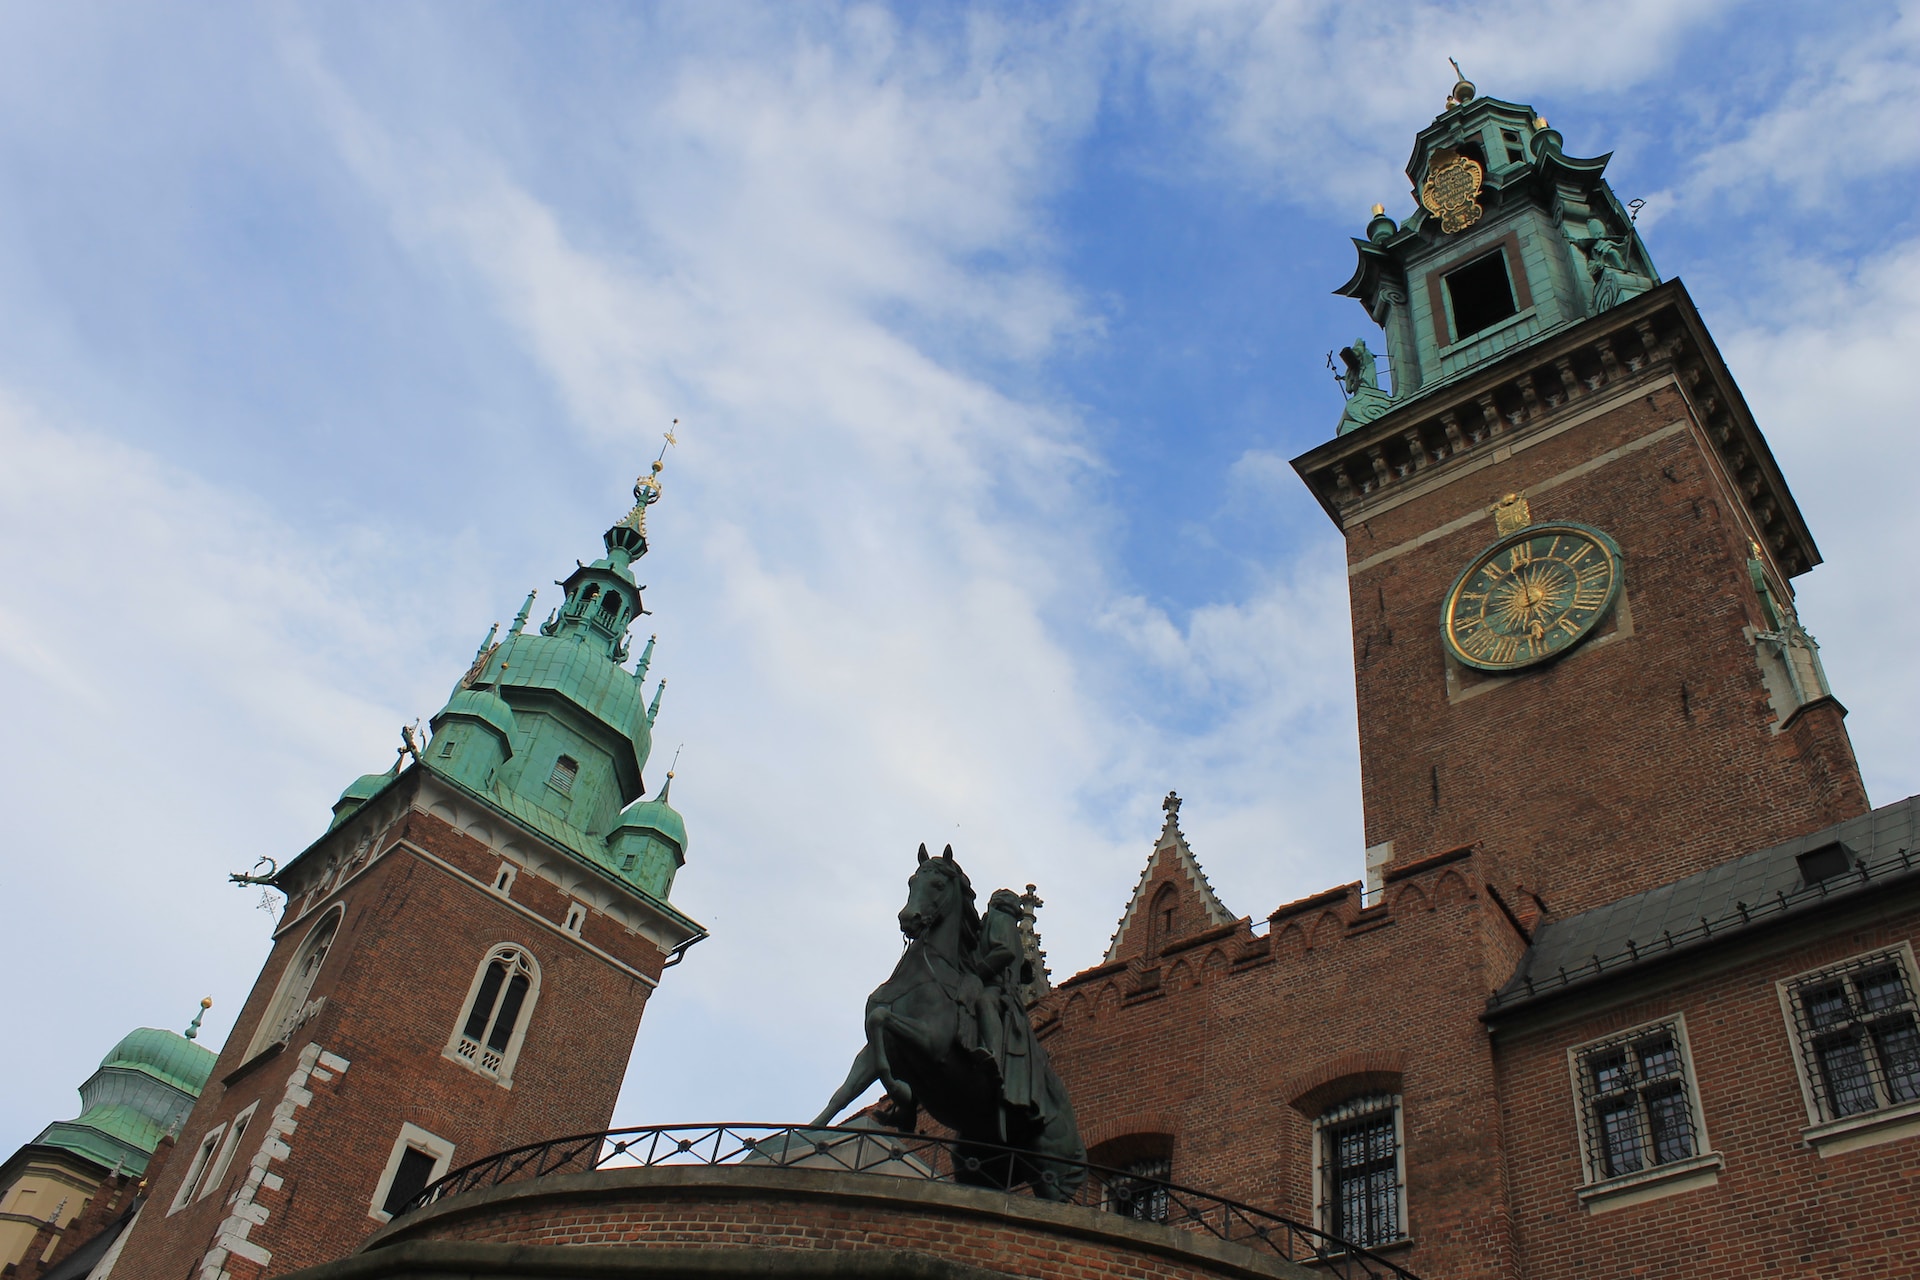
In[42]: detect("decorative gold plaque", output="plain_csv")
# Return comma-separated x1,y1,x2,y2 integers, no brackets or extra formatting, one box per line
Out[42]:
1442,523,1622,672
1492,493,1531,535
1420,148,1484,234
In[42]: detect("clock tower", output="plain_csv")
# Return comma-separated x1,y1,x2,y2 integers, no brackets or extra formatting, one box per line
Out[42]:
1291,74,1868,918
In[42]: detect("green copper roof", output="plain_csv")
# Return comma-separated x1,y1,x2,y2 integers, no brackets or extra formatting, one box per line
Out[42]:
34,1027,214,1176
612,777,687,854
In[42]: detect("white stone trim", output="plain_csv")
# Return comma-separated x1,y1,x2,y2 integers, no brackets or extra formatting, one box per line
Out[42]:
196,1101,259,1204
1775,940,1920,1155
168,1124,226,1215
367,1123,456,1223
193,1043,350,1280
1566,1012,1718,1211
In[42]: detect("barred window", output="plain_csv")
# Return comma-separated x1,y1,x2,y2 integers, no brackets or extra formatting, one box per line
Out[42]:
1315,1094,1404,1249
1574,1021,1701,1183
1784,948,1920,1124
1105,1156,1171,1223
447,945,539,1084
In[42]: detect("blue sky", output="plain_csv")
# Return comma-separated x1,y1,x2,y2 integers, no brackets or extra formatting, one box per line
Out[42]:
3,1,1917,1147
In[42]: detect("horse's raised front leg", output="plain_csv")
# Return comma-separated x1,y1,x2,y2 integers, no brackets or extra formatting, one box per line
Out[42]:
811,1042,879,1128
866,1004,914,1110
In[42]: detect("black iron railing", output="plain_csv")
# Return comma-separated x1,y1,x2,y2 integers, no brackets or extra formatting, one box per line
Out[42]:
402,1122,1425,1280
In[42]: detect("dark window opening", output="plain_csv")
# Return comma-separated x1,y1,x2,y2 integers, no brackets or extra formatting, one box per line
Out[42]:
548,756,578,795
1445,251,1518,340
486,974,531,1053
580,584,599,606
602,591,622,615
1323,1098,1400,1248
438,737,456,757
462,961,508,1042
1107,1157,1171,1222
620,853,637,871
1500,128,1524,163
383,1147,438,1217
1797,842,1853,885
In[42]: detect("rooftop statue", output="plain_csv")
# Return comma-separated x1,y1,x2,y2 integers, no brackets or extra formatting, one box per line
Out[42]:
1335,338,1395,436
813,844,1086,1199
1573,217,1654,313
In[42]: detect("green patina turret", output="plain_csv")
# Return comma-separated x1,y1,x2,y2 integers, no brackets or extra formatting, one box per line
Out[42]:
608,770,688,900
324,457,693,908
33,1006,217,1175
1331,70,1658,432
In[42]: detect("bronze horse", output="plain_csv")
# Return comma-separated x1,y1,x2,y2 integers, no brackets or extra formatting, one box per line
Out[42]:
813,844,1086,1199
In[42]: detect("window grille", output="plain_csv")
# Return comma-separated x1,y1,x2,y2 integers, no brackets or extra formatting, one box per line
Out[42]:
1574,1023,1699,1182
1104,1157,1170,1223
1786,949,1920,1122
547,757,578,796
1317,1094,1403,1248
455,948,535,1076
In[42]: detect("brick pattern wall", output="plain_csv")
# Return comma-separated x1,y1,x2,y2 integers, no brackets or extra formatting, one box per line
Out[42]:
119,779,671,1279
1490,908,1920,1279
1344,378,1868,918
368,1170,1316,1280
1035,846,1528,1280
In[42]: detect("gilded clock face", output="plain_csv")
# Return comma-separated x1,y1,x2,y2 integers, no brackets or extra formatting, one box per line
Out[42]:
1442,522,1623,672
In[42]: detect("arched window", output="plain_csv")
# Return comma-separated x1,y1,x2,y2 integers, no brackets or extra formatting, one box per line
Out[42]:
247,907,342,1058
547,756,579,796
446,945,540,1084
601,590,622,617
1151,883,1178,943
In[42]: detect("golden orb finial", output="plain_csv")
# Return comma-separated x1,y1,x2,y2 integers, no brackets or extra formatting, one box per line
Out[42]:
1371,202,1385,216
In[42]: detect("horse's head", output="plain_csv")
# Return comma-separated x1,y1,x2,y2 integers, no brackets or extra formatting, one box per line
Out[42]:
900,843,979,944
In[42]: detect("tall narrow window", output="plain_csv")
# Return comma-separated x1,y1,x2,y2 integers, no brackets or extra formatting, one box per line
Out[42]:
547,756,578,796
448,945,539,1084
1445,250,1518,340
1784,947,1920,1128
196,1102,259,1203
247,907,342,1058
1315,1094,1404,1249
169,1125,226,1214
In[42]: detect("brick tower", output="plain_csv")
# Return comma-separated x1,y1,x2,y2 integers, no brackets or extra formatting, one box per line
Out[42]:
117,463,705,1279
1291,80,1868,917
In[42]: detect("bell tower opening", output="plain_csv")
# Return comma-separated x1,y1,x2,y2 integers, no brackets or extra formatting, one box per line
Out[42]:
1444,250,1517,340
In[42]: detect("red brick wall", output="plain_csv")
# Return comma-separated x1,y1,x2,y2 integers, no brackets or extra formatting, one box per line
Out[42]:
1344,378,1868,918
364,1166,1317,1280
120,781,670,1279
1489,906,1920,1279
1036,849,1528,1280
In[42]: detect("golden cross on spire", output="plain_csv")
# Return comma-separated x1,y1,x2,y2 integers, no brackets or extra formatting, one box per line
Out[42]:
635,420,679,506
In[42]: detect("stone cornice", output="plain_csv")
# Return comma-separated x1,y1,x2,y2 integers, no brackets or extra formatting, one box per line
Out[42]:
1290,280,1821,579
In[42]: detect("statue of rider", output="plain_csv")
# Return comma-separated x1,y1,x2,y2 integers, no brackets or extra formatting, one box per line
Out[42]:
973,888,1040,1128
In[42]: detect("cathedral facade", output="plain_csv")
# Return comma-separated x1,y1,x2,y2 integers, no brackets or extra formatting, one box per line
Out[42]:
1031,80,1915,1280
11,80,1918,1280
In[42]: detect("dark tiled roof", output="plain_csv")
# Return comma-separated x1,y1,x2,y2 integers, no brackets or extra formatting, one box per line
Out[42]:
1487,794,1920,1016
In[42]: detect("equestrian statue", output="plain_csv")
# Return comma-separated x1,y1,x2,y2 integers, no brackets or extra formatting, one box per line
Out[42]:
812,843,1086,1199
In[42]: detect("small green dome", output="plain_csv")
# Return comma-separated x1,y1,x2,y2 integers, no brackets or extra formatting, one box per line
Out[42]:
331,766,398,829
435,686,517,742
101,1027,217,1093
611,779,686,855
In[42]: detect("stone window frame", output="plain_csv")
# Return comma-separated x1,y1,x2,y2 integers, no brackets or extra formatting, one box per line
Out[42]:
491,862,517,896
367,1122,456,1224
562,901,587,935
443,942,541,1088
1311,1092,1408,1250
1567,1013,1723,1214
167,1122,226,1215
193,1100,259,1206
243,905,343,1060
1776,940,1920,1157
